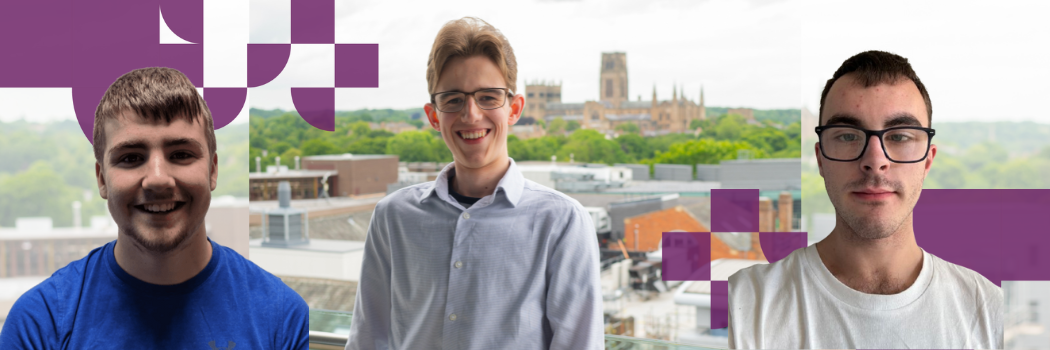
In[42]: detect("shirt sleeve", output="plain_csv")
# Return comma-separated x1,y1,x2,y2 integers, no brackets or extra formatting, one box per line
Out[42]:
345,207,393,350
275,283,311,350
544,203,604,349
0,284,61,350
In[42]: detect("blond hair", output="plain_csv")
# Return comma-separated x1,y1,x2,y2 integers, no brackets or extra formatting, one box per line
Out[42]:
426,17,517,96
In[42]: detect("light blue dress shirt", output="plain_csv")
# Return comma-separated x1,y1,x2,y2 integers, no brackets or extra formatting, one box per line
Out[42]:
346,159,603,350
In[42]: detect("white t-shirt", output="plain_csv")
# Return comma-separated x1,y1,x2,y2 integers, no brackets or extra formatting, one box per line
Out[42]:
728,245,1003,349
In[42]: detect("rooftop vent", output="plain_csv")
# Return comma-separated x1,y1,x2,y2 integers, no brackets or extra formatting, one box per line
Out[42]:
262,181,310,247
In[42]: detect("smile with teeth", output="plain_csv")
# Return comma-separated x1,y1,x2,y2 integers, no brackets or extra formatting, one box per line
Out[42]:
137,202,183,214
458,129,489,140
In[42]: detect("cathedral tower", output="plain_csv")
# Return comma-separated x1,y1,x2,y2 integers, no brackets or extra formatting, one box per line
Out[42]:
600,52,628,107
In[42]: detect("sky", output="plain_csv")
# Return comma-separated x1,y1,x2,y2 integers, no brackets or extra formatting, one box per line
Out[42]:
248,0,802,113
802,0,1050,123
9,1,1050,124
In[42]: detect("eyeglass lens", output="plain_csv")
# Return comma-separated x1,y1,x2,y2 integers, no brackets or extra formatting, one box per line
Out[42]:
821,128,930,161
435,89,506,113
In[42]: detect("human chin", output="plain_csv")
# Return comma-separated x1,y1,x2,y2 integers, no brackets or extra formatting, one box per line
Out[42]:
123,222,196,253
122,193,201,253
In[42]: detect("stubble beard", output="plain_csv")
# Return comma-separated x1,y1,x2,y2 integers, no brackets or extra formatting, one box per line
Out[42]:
123,221,200,254
829,174,918,241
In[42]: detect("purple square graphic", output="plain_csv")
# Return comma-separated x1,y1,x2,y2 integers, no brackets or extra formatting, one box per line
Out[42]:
291,0,334,44
915,189,1050,286
711,281,728,329
662,232,710,281
759,232,807,264
711,189,759,232
335,44,379,88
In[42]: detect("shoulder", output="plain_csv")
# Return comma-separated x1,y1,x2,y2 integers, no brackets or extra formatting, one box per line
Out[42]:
215,244,306,306
10,244,105,311
927,252,1002,304
0,245,107,347
372,182,432,214
520,178,587,216
729,247,806,300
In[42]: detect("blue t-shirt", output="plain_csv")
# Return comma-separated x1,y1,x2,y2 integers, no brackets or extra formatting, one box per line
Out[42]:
0,239,309,349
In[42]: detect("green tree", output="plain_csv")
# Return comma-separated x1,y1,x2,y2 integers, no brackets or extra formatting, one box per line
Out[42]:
649,139,764,167
615,122,641,134
567,120,581,132
557,129,629,164
0,162,78,226
301,139,339,156
547,117,567,134
349,121,371,138
386,130,449,162
616,133,650,160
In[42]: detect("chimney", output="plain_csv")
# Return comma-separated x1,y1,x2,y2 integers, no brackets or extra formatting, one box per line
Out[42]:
758,197,774,233
295,156,301,170
255,157,261,173
778,192,793,231
72,201,82,229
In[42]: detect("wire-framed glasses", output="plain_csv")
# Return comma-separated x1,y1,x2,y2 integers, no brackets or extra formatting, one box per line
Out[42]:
815,125,936,163
430,88,511,113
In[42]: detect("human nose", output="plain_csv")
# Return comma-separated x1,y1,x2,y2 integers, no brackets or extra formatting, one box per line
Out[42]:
142,151,176,192
859,134,891,172
460,94,484,123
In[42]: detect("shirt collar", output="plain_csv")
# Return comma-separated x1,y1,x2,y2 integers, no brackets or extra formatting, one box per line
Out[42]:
420,158,524,208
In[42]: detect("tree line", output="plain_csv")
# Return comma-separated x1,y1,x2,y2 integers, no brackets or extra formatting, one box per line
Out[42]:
0,120,248,227
249,109,802,173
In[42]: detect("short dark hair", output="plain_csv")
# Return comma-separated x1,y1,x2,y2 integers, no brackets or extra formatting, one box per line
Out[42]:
819,50,932,126
93,67,216,164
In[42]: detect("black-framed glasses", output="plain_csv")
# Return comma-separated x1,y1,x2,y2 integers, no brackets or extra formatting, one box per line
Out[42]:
430,88,511,113
815,125,936,163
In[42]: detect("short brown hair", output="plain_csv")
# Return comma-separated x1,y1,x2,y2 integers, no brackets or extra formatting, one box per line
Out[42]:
819,50,932,126
93,67,216,163
426,17,517,96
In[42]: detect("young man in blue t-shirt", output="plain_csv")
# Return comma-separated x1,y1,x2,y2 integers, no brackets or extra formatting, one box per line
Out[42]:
0,67,309,349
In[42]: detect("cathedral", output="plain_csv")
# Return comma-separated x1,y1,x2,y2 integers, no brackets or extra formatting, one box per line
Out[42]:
523,52,706,136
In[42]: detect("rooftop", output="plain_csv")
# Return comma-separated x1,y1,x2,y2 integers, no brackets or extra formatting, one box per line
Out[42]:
604,180,721,194
248,170,333,180
249,238,366,254
304,154,397,161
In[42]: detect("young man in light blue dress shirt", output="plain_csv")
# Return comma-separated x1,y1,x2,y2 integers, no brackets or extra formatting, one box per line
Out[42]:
345,17,603,350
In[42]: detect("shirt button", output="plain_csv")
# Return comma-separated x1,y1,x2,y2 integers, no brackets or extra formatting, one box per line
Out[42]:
462,212,470,219
449,313,457,321
454,261,463,268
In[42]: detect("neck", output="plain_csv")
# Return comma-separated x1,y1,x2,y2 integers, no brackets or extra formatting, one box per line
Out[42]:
452,157,510,198
114,226,212,285
815,213,923,294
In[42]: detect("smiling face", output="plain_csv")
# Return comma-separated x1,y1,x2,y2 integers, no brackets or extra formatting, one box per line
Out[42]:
96,112,217,253
424,55,523,171
817,73,936,240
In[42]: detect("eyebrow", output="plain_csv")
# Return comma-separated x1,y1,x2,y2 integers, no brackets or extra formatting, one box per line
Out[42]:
824,114,862,126
108,138,205,156
435,87,507,94
824,113,924,128
882,113,923,128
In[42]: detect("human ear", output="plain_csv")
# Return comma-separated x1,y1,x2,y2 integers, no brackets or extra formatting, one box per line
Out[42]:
96,162,108,199
424,103,440,130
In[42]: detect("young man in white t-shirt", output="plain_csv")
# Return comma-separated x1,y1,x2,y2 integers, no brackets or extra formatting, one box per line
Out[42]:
728,51,1003,349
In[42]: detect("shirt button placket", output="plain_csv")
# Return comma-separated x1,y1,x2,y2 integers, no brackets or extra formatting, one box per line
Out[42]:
462,212,470,219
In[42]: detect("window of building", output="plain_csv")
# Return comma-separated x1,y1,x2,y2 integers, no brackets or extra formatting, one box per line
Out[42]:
606,80,613,97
